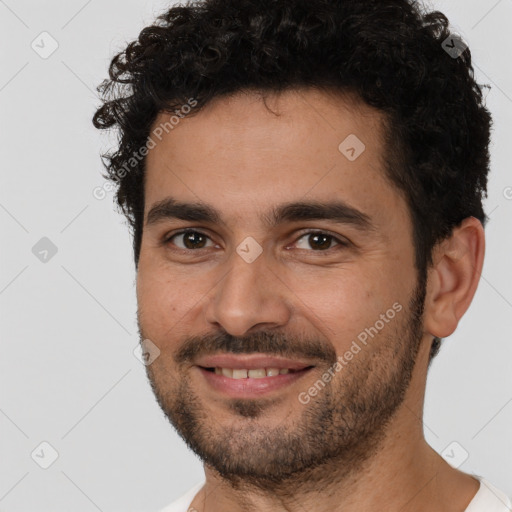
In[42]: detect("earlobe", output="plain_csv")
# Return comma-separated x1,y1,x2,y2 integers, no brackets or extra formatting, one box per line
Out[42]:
423,217,485,339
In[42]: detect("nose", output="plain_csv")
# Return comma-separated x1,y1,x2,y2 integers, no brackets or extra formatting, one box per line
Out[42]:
204,247,292,337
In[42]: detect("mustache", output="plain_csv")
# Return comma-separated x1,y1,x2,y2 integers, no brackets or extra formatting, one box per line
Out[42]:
173,330,337,366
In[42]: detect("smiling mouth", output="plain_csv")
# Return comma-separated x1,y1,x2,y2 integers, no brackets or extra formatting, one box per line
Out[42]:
200,366,315,379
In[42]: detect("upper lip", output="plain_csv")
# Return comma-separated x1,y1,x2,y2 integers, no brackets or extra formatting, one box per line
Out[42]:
194,353,315,371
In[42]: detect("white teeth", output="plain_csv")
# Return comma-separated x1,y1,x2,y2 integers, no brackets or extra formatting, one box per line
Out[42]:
221,368,233,378
248,368,266,378
214,367,297,378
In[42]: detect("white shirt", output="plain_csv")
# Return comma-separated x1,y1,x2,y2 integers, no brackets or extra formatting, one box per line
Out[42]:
158,476,512,512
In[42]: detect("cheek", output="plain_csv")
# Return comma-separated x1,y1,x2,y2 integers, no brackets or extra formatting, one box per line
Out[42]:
277,267,368,336
137,260,177,331
288,264,404,348
136,260,209,343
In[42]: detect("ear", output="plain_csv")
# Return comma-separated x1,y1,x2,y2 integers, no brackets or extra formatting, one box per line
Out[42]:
423,217,485,339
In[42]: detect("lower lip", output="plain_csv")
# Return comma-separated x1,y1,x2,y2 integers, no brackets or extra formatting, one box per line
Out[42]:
197,366,314,397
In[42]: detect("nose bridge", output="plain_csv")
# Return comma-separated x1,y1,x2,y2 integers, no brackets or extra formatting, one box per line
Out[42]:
204,245,291,336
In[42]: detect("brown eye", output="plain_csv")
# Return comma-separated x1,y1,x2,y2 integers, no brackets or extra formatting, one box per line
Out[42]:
293,231,348,252
166,230,214,250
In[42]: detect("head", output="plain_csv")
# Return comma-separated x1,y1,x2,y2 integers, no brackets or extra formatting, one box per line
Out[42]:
93,0,491,489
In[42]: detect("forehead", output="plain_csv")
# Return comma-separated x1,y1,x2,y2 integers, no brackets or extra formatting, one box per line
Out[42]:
144,87,407,232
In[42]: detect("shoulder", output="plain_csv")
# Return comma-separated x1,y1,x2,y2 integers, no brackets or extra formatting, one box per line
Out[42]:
464,477,511,512
157,480,206,512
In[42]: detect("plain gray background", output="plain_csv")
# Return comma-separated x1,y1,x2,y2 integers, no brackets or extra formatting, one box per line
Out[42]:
0,0,511,510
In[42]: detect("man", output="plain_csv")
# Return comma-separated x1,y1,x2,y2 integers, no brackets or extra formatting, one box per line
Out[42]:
93,0,511,510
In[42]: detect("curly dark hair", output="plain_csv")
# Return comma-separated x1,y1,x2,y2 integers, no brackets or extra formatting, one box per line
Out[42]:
93,0,492,362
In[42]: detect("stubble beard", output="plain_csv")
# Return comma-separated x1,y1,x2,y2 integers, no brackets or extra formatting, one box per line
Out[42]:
142,276,426,494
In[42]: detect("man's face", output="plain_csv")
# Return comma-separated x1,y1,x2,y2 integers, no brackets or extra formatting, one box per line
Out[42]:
136,88,428,487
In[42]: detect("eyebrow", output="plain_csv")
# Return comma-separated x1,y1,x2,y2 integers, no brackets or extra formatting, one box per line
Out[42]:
145,197,376,232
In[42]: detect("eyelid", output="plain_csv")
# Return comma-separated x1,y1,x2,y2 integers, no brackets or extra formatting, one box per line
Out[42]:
162,229,217,249
162,228,350,252
292,228,350,247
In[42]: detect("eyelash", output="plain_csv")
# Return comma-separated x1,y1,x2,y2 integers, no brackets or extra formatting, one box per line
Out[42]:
162,229,349,254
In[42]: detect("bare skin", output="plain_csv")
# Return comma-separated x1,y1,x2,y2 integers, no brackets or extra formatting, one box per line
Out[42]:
136,87,484,512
